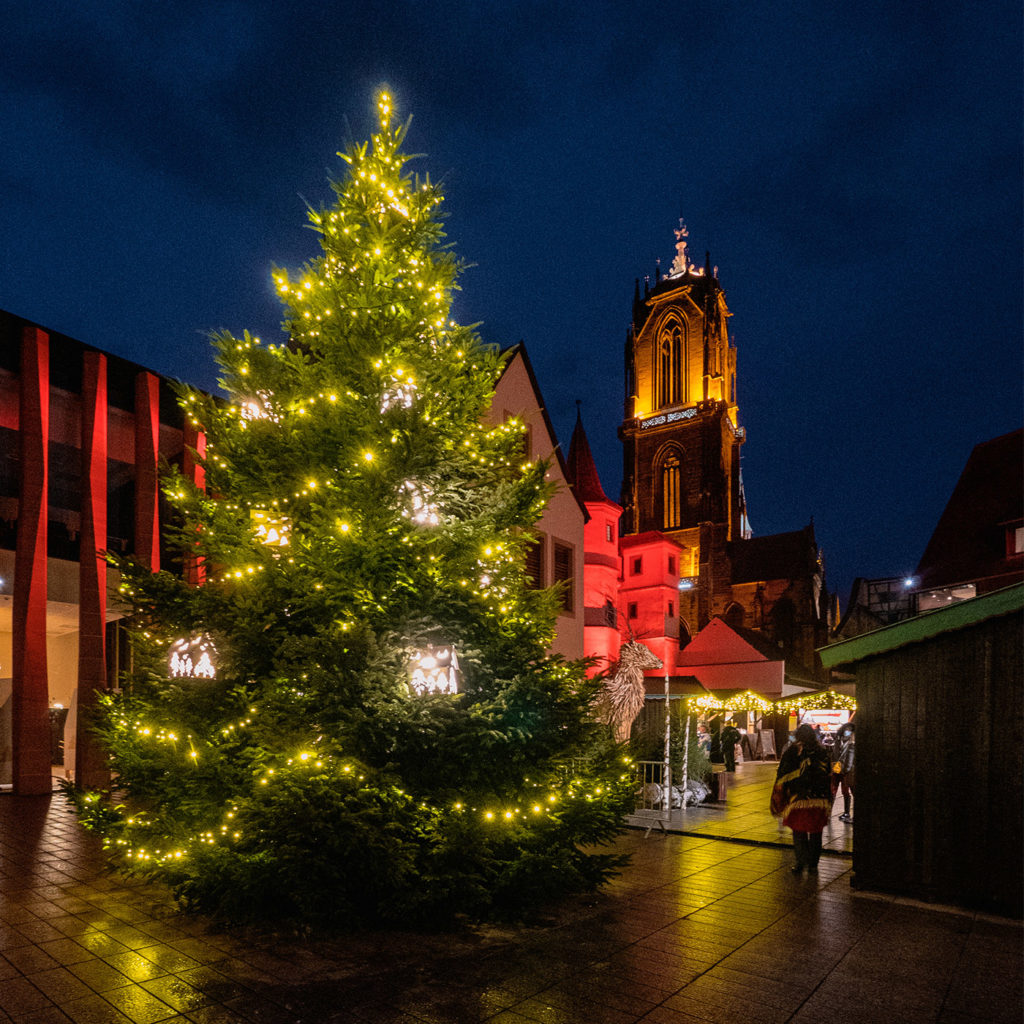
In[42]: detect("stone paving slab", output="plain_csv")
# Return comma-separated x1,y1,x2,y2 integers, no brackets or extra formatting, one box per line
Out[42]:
1,781,1020,1023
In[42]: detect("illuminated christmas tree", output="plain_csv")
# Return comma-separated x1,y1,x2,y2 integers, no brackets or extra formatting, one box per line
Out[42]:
73,93,632,926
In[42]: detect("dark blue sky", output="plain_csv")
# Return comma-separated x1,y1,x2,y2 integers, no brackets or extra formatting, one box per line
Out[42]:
1,1,1020,605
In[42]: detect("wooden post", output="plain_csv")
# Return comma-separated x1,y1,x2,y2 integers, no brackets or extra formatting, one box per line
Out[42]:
662,673,671,822
681,712,691,807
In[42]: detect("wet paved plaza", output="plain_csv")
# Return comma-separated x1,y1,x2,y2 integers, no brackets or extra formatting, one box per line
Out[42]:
1,764,1020,1024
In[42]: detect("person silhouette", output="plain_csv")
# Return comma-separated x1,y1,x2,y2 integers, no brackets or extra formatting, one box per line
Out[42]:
771,723,833,874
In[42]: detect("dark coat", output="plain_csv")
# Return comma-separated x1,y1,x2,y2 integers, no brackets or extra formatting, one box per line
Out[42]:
771,742,832,833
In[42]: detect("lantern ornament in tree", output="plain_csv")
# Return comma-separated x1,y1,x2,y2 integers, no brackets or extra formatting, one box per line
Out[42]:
251,509,290,547
381,377,417,412
168,635,217,679
409,645,459,696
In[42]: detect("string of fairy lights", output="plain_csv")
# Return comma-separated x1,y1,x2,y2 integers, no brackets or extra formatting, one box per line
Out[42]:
102,697,637,866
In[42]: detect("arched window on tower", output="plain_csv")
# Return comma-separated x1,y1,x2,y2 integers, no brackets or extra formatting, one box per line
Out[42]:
662,453,681,529
657,320,685,407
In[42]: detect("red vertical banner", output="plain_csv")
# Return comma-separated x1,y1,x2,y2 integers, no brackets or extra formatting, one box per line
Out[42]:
183,422,206,585
134,372,160,571
76,350,109,789
13,325,51,794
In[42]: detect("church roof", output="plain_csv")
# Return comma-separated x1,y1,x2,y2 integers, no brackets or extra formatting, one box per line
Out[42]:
727,524,819,585
566,408,613,505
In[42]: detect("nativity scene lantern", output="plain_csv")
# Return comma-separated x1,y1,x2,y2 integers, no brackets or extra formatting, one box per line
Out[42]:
250,509,291,548
168,634,217,680
408,645,460,696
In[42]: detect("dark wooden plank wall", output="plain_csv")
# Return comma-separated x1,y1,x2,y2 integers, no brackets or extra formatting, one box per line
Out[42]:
853,608,1022,917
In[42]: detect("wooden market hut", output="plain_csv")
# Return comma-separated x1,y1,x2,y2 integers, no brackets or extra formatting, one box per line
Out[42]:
819,582,1023,917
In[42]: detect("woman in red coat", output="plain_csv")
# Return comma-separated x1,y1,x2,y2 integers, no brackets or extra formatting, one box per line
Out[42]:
771,723,833,874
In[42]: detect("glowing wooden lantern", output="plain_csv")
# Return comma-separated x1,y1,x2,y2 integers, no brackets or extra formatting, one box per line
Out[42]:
409,645,459,696
168,635,217,679
251,509,290,547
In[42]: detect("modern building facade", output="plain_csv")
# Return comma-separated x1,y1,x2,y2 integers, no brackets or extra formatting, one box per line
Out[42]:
0,310,204,793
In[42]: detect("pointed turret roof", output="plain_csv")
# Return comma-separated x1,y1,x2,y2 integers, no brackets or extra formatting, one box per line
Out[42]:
566,406,612,504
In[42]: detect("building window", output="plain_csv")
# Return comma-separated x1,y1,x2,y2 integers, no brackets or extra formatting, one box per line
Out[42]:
631,556,642,575
662,454,681,529
525,535,545,589
1009,524,1024,556
603,599,617,628
552,541,574,613
605,521,615,543
668,601,675,617
628,602,638,619
668,555,676,575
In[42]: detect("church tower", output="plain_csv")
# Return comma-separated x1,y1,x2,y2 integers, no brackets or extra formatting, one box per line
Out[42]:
619,223,750,631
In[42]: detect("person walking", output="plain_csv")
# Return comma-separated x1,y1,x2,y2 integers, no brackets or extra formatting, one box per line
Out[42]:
721,719,741,772
771,723,833,874
834,723,855,822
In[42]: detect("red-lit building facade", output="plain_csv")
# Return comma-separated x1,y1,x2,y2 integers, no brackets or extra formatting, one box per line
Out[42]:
568,226,831,697
0,311,205,793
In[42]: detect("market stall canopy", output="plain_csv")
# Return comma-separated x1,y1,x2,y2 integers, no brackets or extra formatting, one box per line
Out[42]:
684,689,778,713
775,689,857,711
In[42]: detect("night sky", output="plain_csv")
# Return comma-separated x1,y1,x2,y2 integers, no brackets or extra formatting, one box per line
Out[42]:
1,2,1020,606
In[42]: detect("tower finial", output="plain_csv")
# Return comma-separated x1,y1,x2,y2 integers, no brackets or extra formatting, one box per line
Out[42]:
670,218,689,276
